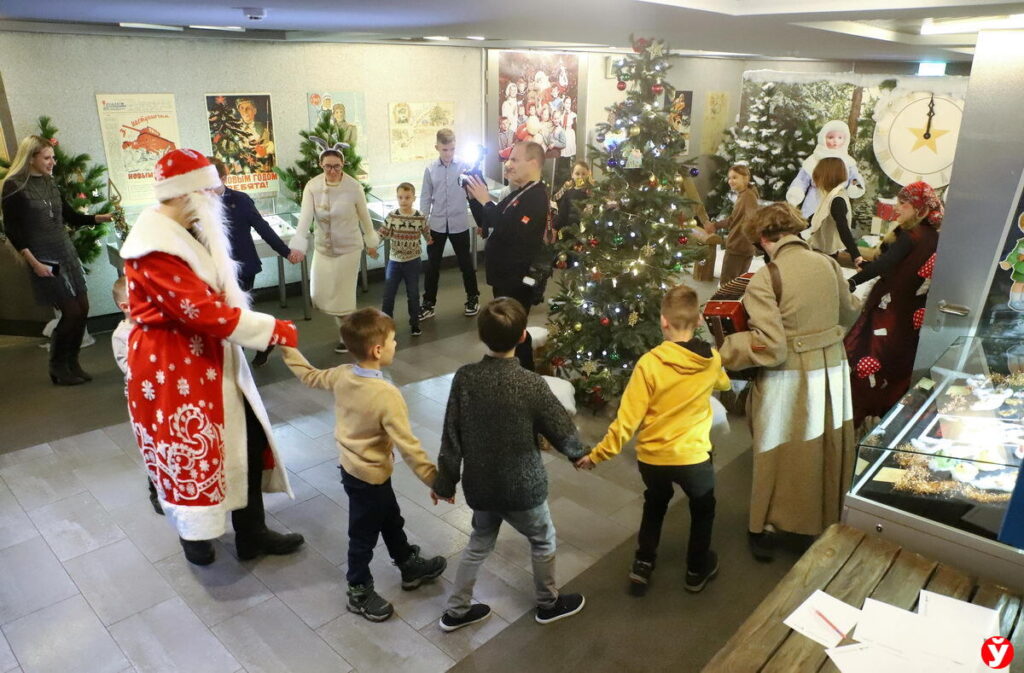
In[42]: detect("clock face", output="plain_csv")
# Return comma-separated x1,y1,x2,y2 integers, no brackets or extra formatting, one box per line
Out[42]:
873,92,964,188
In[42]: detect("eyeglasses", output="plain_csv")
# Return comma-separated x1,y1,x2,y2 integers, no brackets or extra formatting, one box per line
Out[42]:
323,164,343,171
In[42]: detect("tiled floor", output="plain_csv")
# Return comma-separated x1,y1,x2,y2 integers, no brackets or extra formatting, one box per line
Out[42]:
0,267,751,673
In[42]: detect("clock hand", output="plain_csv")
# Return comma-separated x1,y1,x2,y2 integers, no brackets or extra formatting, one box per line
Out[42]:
924,95,935,139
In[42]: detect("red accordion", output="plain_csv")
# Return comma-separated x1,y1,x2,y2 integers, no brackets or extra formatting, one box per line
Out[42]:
702,272,754,349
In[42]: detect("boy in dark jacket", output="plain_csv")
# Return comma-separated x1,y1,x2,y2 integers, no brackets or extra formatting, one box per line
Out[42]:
433,298,587,632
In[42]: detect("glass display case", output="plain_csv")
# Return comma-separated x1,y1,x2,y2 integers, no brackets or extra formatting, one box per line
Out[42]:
846,336,1024,586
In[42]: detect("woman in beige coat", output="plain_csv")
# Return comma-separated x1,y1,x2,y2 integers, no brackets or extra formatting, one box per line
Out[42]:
720,204,861,562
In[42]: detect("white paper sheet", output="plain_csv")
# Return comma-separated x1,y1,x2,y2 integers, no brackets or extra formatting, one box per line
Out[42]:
783,590,861,648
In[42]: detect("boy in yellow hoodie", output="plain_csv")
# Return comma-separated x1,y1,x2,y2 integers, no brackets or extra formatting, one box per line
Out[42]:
576,284,731,594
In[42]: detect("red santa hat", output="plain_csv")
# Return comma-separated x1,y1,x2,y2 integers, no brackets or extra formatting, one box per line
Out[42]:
153,149,221,201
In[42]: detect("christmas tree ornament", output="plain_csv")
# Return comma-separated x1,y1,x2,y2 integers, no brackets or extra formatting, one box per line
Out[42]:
557,252,568,263
556,260,567,269
591,269,604,281
607,157,620,168
651,83,664,95
672,262,683,272
551,356,566,368
648,174,658,187
673,173,685,186
633,37,650,52
678,235,689,245
574,322,583,332
628,312,640,326
612,234,625,246
620,195,632,206
641,243,655,257
588,237,599,247
689,167,700,177
628,125,641,138
596,132,606,143
624,149,643,170
573,243,585,253
609,351,621,362
617,80,627,91
581,360,599,376
600,317,611,326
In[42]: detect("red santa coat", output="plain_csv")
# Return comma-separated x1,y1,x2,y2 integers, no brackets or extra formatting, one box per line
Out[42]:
120,207,292,540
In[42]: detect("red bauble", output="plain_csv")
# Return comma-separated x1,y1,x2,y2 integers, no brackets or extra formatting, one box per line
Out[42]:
555,260,567,269
616,81,627,91
76,193,87,200
678,235,688,245
573,243,585,253
652,84,664,95
600,317,611,326
633,38,649,52
588,238,599,247
592,385,603,393
551,357,566,368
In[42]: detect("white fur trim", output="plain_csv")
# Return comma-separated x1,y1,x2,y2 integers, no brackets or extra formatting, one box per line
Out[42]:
121,208,225,296
153,165,221,201
229,310,276,351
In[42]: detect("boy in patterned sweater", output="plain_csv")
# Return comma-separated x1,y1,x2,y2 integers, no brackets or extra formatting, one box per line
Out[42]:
380,182,432,336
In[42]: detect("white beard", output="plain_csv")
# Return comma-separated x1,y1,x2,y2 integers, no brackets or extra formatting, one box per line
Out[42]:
184,191,250,309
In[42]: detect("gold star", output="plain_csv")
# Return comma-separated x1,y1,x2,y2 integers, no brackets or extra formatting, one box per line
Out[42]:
581,360,598,376
649,41,665,57
628,311,640,327
907,126,950,154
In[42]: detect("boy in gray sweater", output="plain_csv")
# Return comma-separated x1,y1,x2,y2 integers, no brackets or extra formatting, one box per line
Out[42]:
433,298,587,632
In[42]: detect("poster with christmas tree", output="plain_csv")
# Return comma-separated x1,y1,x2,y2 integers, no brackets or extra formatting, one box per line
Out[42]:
545,36,705,409
206,93,278,198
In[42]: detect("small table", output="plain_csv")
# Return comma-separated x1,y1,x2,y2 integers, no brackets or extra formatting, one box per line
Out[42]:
703,523,1024,673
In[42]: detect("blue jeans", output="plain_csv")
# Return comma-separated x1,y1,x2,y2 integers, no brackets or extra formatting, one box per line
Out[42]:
445,501,558,617
381,258,421,330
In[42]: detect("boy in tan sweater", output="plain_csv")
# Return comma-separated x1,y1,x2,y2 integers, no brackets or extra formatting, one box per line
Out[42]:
281,308,447,622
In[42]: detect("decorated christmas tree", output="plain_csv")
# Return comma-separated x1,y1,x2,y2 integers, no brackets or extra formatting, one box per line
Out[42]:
37,116,112,269
706,82,818,218
275,110,370,206
545,36,703,409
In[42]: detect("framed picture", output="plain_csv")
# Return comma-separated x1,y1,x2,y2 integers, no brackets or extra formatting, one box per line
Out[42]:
0,73,17,161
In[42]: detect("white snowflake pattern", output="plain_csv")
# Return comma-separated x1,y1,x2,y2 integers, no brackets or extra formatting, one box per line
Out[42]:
180,299,200,320
177,377,190,396
156,409,164,424
168,291,176,298
184,357,192,365
205,368,217,381
155,370,166,384
173,275,181,283
189,335,204,356
149,354,157,363
199,459,209,472
141,380,156,401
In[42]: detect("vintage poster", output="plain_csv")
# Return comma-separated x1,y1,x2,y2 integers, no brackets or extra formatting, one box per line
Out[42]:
206,93,278,197
701,91,729,156
497,51,580,159
95,93,181,205
388,101,455,164
666,89,693,154
306,91,365,148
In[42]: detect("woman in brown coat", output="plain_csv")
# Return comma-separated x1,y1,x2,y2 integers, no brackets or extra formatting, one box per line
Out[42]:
720,204,861,561
707,164,760,285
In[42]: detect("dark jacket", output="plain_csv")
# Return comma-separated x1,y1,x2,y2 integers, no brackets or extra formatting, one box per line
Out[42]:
479,181,549,287
222,187,291,280
433,355,585,511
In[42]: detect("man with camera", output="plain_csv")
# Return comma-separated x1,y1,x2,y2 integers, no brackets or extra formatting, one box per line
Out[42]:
464,141,549,370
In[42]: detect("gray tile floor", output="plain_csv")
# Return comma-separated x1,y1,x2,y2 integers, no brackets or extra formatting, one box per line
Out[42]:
0,267,748,673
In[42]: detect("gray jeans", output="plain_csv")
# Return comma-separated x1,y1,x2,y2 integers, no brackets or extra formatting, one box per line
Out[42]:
446,501,558,617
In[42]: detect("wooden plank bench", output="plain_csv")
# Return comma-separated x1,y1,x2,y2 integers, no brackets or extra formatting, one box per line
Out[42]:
703,523,1024,672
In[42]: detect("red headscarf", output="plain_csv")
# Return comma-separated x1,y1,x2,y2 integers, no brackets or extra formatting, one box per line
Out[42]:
897,181,944,228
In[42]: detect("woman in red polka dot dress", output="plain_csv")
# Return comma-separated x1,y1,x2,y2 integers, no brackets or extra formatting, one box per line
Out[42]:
844,181,943,427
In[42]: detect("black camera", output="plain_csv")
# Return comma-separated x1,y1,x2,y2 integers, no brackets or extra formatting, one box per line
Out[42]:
458,145,488,188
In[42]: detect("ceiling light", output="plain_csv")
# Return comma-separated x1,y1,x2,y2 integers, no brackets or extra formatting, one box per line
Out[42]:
465,36,486,41
118,22,183,31
423,35,450,41
920,15,1024,35
189,25,246,31
918,62,947,76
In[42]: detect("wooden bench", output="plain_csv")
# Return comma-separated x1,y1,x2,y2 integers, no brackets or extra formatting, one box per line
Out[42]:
703,523,1024,672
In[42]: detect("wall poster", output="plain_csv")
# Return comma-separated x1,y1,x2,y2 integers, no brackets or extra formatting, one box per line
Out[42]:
306,91,365,148
388,101,455,164
206,93,278,197
497,51,579,159
700,91,729,156
95,93,181,206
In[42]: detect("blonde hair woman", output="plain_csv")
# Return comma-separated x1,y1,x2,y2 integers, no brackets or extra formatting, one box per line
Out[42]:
1,135,112,385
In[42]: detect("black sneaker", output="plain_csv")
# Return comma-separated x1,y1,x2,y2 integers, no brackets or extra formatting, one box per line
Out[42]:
334,341,348,354
464,296,480,316
411,326,423,337
347,583,394,622
439,604,492,632
629,559,654,593
419,304,435,321
748,531,775,563
397,545,446,590
236,528,305,561
535,593,585,624
685,551,719,593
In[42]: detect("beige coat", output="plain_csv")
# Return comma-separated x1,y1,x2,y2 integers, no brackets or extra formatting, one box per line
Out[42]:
720,235,861,536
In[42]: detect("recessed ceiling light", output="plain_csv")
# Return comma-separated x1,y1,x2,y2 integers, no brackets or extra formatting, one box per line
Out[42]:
189,25,246,32
921,14,1024,35
423,35,450,41
118,22,183,31
465,36,486,41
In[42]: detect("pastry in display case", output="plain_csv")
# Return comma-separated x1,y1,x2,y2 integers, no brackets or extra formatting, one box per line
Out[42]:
850,336,1023,548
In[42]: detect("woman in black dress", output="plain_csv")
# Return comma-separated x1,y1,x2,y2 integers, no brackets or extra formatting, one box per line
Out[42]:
1,135,112,385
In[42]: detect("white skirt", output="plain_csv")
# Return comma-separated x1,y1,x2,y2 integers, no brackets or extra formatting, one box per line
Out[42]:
310,249,361,316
